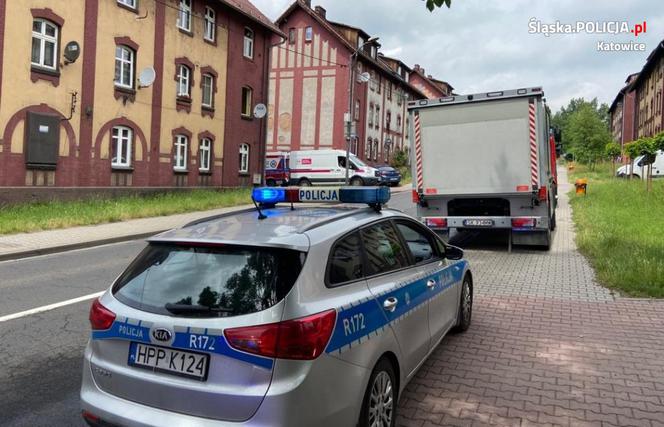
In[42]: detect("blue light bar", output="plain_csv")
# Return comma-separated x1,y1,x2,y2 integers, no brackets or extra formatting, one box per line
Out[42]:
251,186,390,206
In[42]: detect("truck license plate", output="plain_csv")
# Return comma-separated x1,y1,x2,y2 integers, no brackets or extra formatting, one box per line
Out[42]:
463,219,494,227
128,342,209,380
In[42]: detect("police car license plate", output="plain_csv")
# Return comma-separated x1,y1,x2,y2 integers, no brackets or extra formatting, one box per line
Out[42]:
463,219,494,227
128,342,209,380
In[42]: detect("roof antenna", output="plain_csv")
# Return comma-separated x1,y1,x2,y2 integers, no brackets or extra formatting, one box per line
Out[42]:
252,197,267,220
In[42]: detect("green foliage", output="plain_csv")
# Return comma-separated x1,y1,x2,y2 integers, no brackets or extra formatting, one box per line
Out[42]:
425,0,452,11
624,139,641,160
569,163,664,297
563,104,612,167
653,131,664,152
390,149,409,169
626,137,658,161
604,142,621,160
552,98,610,152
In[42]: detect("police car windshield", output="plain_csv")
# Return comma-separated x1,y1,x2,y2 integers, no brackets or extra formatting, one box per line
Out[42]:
112,243,305,318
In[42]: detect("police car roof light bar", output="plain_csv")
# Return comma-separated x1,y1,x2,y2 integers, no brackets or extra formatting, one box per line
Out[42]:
251,186,391,218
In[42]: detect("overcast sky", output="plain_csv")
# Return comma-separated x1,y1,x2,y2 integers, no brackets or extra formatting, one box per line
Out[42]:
252,0,662,111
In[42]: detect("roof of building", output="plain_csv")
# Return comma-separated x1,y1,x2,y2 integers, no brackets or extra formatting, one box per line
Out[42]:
409,65,453,96
629,39,664,91
275,0,427,98
220,0,285,37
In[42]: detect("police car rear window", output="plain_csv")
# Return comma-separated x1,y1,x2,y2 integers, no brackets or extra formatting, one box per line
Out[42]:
112,243,305,318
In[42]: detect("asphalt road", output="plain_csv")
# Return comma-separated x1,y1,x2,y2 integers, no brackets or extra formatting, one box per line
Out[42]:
0,191,497,426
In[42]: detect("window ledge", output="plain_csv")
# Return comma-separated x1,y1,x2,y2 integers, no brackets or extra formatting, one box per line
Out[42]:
30,66,60,87
198,169,213,175
176,97,192,113
178,27,193,37
241,114,254,121
114,86,136,103
203,37,217,47
116,3,138,13
112,165,134,171
173,168,189,174
202,106,215,118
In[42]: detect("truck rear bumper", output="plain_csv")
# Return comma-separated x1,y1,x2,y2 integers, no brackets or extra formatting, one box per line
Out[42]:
422,216,550,231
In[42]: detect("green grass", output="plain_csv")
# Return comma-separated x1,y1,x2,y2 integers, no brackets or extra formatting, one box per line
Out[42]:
568,163,664,297
0,189,251,235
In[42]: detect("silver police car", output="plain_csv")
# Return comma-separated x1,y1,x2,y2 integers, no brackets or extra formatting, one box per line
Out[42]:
80,187,473,427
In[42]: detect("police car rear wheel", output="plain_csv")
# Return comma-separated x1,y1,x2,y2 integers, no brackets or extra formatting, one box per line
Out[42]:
453,276,472,333
360,359,397,427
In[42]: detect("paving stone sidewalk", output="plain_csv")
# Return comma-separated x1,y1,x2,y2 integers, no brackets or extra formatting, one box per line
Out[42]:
397,167,664,427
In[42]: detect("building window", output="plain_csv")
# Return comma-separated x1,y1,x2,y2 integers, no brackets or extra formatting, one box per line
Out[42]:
368,104,374,126
239,143,249,173
177,0,192,32
31,19,58,70
174,134,188,171
288,28,296,45
373,140,379,161
387,83,392,101
370,72,376,91
386,111,391,131
397,89,403,106
375,106,380,129
354,99,360,121
117,0,136,9
377,75,381,94
111,126,132,168
241,86,253,117
305,26,313,42
199,138,211,172
397,115,402,129
243,27,254,59
406,118,409,139
366,138,372,159
114,46,135,89
177,64,191,97
202,73,214,108
204,6,216,41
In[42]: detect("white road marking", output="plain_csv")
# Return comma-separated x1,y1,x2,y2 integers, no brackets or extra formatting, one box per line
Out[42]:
0,291,104,323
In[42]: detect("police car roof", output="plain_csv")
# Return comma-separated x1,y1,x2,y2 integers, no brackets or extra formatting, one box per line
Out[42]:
148,206,405,251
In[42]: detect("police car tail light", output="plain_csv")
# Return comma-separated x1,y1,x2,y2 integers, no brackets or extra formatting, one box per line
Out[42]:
511,217,536,229
224,309,336,360
89,299,116,330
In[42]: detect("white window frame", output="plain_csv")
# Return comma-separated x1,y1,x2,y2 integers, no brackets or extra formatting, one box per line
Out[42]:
177,64,191,97
243,27,254,59
204,7,216,41
199,138,211,172
31,19,58,70
202,73,214,108
174,135,188,171
117,0,137,9
177,0,192,32
111,126,132,168
239,143,249,173
241,86,252,117
114,45,135,89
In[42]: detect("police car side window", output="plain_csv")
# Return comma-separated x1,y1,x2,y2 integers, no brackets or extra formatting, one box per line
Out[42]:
328,232,364,286
361,222,410,276
395,221,439,265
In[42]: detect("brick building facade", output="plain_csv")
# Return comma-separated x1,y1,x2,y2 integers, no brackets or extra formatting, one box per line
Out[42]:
608,73,638,146
266,0,448,165
633,41,664,139
0,0,280,200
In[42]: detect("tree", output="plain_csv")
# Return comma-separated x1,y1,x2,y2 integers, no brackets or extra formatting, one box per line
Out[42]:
604,142,621,176
552,98,610,153
563,104,612,169
425,0,452,11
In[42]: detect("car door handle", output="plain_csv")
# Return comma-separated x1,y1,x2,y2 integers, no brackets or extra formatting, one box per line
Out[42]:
427,279,436,289
383,297,398,312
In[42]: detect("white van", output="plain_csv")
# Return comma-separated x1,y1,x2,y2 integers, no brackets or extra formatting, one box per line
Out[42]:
617,150,664,179
288,149,380,186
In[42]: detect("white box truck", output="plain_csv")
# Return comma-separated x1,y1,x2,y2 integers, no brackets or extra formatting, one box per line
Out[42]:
408,88,558,249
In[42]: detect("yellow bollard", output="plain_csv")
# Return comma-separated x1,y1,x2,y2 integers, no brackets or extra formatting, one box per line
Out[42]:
575,178,587,195
568,162,575,171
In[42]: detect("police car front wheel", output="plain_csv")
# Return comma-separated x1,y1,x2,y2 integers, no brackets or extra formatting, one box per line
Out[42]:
452,275,473,333
359,358,397,427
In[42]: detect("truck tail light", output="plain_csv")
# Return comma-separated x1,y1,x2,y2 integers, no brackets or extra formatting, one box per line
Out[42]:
412,190,420,204
538,186,548,202
224,309,336,361
425,217,448,229
511,218,536,229
89,299,116,331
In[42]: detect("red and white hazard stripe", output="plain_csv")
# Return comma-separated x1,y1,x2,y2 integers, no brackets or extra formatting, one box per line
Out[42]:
414,112,423,190
528,101,538,188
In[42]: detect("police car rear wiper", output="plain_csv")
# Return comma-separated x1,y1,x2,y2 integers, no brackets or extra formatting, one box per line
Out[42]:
165,303,234,316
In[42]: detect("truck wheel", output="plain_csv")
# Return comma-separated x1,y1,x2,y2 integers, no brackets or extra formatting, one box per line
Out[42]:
358,358,397,427
350,177,364,186
543,229,552,250
299,178,312,187
550,211,557,231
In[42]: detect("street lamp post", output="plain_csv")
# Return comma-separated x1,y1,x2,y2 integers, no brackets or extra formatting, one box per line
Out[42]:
345,36,379,184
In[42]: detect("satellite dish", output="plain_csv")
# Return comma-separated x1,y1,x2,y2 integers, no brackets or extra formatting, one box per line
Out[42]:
138,67,156,88
253,103,267,119
358,72,371,83
63,41,80,63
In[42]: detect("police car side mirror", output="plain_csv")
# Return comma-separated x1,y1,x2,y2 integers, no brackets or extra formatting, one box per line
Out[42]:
445,245,464,261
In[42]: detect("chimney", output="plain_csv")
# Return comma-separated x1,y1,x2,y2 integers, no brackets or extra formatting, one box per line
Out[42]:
314,6,326,19
302,0,311,8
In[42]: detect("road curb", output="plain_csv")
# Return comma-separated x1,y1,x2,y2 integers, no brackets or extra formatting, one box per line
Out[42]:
0,231,165,262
